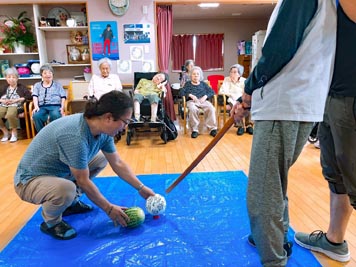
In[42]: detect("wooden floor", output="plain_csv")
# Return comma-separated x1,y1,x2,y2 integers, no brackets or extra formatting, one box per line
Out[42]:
0,115,355,267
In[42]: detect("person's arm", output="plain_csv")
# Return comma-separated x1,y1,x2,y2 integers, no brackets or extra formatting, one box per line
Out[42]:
340,0,356,22
244,0,318,95
104,151,155,198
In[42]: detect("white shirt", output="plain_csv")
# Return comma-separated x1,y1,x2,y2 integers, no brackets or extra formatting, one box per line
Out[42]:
219,76,245,105
88,73,122,99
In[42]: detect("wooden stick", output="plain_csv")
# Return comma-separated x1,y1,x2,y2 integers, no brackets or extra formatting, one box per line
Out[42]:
166,116,235,193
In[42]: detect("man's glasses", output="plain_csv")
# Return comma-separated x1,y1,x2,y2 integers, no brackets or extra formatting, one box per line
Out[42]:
118,118,134,125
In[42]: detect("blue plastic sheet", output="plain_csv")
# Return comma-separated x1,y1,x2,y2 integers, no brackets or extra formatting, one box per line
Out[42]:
0,171,321,266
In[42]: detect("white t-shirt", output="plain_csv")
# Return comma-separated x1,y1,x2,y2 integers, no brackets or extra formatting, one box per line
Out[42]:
88,73,122,99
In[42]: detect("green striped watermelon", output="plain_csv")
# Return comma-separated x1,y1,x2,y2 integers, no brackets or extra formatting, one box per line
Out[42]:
124,207,145,228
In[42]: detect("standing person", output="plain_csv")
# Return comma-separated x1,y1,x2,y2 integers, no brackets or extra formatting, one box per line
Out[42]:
0,67,32,142
14,91,155,240
180,66,217,138
294,1,356,263
219,64,253,136
180,59,194,88
231,0,337,266
32,64,66,133
87,57,122,100
101,24,114,56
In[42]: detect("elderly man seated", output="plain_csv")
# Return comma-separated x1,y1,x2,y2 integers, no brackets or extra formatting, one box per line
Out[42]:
133,72,168,122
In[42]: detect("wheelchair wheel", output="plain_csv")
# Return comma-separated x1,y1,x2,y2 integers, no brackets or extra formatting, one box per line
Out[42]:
126,131,132,145
160,131,168,144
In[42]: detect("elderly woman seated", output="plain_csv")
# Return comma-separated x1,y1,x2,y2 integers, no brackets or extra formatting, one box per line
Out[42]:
87,57,122,100
133,72,168,122
32,64,67,133
180,66,217,138
219,64,253,135
0,67,32,142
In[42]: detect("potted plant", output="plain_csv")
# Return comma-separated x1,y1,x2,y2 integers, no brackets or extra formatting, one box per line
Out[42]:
0,11,36,52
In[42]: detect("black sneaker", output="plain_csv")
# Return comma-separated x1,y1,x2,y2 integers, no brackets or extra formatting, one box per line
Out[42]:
210,129,217,137
191,131,198,138
40,221,77,240
248,234,293,257
237,127,244,136
63,200,93,216
246,126,254,135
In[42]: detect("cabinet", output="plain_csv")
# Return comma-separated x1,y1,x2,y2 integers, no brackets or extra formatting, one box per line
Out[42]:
0,5,40,87
0,3,90,88
237,55,251,78
33,3,90,87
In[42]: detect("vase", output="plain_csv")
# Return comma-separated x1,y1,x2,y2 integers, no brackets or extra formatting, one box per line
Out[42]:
13,43,25,54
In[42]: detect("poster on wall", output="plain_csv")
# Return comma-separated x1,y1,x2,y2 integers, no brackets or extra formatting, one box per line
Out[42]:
90,21,119,60
124,24,151,44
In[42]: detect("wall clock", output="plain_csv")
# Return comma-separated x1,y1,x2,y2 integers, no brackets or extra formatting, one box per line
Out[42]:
108,0,130,16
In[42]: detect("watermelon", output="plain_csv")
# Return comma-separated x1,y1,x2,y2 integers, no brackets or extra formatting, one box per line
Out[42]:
124,207,145,228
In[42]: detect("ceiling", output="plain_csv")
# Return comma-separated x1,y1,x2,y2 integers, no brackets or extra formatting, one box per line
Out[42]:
172,3,275,20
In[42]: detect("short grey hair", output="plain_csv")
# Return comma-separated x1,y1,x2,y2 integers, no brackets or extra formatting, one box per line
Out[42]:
4,67,19,78
98,57,112,68
230,64,244,76
190,66,204,81
40,64,54,75
184,59,194,68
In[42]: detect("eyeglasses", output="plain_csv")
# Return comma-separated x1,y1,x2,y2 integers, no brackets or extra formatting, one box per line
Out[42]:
118,118,134,125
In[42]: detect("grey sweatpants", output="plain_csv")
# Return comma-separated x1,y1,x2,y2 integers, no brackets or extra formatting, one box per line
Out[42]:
247,120,313,267
14,152,107,225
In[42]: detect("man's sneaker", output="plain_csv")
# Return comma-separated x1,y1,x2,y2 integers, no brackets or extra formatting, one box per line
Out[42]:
40,221,77,240
294,230,350,262
63,200,93,216
248,234,293,257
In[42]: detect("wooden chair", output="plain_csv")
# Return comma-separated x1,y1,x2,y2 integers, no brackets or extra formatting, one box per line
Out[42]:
29,85,69,137
217,80,230,129
66,81,89,115
181,80,218,134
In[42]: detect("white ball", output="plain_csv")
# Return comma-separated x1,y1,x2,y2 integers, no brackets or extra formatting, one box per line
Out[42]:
146,194,166,215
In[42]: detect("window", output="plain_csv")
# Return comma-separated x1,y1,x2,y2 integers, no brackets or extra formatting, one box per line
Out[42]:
172,33,224,72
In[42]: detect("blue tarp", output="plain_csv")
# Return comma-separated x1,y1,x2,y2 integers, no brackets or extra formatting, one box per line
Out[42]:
0,171,321,266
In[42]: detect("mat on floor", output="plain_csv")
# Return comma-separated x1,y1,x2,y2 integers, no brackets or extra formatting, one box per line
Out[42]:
0,171,320,267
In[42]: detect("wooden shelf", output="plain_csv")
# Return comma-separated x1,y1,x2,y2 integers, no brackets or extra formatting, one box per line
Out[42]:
0,76,41,81
38,26,88,32
50,64,91,67
0,53,39,56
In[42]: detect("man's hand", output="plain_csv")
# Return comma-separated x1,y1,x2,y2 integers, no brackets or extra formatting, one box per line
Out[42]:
242,93,251,108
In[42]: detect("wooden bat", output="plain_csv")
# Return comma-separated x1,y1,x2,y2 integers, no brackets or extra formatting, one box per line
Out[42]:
165,116,235,193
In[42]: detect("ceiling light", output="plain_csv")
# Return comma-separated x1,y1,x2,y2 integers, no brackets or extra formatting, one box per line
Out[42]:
198,3,220,8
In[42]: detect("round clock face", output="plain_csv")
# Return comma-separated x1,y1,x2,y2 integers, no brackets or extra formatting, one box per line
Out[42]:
109,0,129,16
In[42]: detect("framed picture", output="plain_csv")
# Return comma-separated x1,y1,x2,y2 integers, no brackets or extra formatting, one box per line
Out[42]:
66,44,90,64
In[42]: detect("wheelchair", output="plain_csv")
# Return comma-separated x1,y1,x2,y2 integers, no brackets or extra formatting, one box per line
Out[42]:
126,72,169,145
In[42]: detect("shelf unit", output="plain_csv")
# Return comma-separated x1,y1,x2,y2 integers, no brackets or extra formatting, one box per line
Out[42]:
0,3,89,87
33,3,89,86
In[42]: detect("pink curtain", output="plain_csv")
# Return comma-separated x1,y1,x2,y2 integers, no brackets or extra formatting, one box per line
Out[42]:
171,34,194,70
157,5,176,120
195,34,224,70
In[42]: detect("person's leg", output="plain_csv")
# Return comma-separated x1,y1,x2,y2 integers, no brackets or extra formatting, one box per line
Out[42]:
325,96,356,241
0,106,9,140
186,101,200,133
248,120,312,267
201,101,217,131
6,106,19,141
15,177,76,225
133,95,144,121
328,192,353,242
32,107,49,132
48,106,62,122
294,96,355,262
